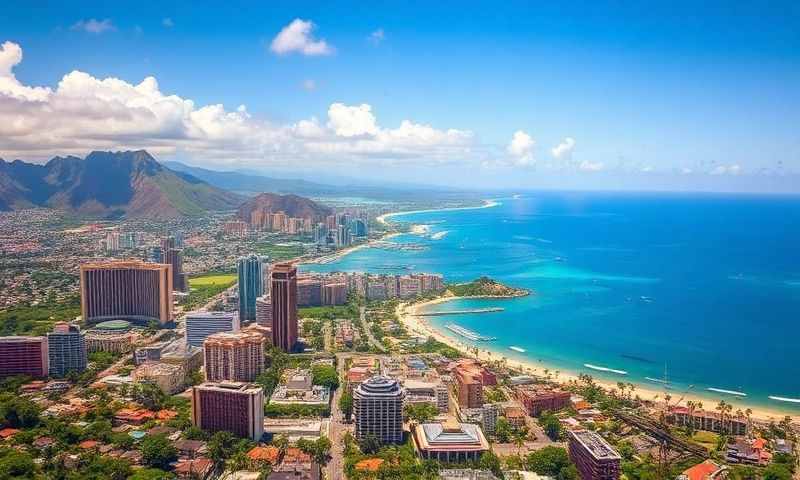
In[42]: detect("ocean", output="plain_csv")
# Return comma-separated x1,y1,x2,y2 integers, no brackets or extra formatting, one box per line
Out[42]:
303,192,800,414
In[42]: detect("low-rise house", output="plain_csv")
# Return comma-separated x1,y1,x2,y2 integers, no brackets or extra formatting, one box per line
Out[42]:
175,439,208,459
666,407,747,436
174,457,214,479
726,437,771,465
676,460,729,480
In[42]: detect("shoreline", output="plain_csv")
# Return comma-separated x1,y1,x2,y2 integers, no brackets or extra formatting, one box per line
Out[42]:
397,296,800,423
376,199,501,226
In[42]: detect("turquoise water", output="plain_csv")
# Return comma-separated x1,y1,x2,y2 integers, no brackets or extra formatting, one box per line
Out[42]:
303,192,800,414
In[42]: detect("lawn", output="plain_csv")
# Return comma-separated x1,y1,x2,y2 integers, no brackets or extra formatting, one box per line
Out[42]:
188,273,237,287
185,273,238,310
692,430,720,450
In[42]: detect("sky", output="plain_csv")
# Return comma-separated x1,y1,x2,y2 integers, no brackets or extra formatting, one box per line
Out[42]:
1,1,799,192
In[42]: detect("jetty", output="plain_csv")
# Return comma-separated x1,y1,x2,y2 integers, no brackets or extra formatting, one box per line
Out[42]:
444,323,497,341
415,307,504,316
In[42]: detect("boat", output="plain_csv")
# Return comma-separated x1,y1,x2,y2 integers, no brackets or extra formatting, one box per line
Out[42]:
583,363,628,375
509,346,526,353
707,387,747,397
444,323,497,341
769,396,800,404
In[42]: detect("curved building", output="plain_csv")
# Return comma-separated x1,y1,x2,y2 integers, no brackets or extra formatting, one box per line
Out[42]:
353,375,406,444
80,260,173,326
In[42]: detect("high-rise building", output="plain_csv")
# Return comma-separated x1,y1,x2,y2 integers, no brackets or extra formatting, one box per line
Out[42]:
568,430,621,480
238,255,268,322
203,330,266,382
353,376,406,444
47,323,87,377
185,311,240,347
271,263,298,352
191,382,264,441
352,218,368,237
255,295,272,328
297,278,323,307
322,283,348,306
0,336,48,378
80,260,173,326
161,237,186,292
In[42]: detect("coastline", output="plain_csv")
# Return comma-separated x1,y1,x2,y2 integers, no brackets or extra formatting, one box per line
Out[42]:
299,232,402,265
397,296,799,423
376,199,501,226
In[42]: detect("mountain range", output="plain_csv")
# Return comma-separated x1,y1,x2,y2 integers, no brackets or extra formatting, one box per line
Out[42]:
0,151,243,219
238,192,332,224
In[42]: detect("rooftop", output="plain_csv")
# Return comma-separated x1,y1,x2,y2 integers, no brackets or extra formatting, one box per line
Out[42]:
570,430,621,460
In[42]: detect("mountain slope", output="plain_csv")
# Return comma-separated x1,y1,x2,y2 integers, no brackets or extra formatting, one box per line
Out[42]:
0,151,243,218
238,192,332,222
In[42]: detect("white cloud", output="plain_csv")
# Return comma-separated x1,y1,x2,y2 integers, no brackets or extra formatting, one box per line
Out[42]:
162,18,174,28
579,160,604,171
507,130,535,166
369,29,385,45
710,164,741,175
551,137,575,159
301,79,316,91
270,19,334,56
0,41,474,168
71,18,116,34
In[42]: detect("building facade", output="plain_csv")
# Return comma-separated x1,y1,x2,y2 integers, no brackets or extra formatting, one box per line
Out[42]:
353,376,406,445
80,260,173,326
185,311,240,347
255,295,272,328
412,421,490,462
0,336,48,378
271,263,298,352
47,323,87,377
238,255,268,322
568,430,621,480
191,382,264,441
203,330,266,382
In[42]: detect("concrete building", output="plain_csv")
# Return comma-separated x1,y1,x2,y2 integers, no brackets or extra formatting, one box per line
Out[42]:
255,295,273,328
515,387,571,416
271,263,298,352
185,311,240,347
270,369,331,406
203,330,266,382
133,362,185,394
192,382,264,441
85,331,134,353
353,376,405,444
80,260,173,326
47,323,87,377
238,255,268,322
297,278,323,307
412,421,490,462
322,283,348,306
161,237,186,292
0,336,48,378
568,430,621,480
403,378,450,413
666,406,747,436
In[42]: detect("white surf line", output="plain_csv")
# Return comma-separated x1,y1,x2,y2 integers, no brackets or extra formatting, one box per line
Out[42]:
584,363,628,375
509,346,526,353
376,199,501,225
768,396,800,404
707,387,747,397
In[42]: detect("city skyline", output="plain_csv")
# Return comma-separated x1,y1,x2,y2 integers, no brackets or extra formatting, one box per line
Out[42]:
1,1,799,192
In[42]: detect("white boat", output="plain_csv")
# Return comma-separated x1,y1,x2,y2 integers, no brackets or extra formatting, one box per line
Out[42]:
583,363,628,375
707,387,747,397
509,346,526,353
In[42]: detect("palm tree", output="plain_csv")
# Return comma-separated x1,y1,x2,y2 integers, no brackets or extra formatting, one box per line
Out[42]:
716,400,727,433
745,408,753,436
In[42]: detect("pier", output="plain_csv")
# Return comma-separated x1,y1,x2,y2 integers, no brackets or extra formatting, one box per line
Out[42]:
415,307,504,316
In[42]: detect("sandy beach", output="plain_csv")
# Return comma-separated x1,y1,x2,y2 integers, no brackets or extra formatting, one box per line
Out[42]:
396,297,799,423
376,199,501,226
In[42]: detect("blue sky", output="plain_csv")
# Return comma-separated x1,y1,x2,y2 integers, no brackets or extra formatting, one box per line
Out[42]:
1,1,798,191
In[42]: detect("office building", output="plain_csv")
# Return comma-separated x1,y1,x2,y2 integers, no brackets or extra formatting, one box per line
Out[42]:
47,323,87,377
80,260,173,326
412,421,490,462
185,311,240,347
191,382,264,441
255,295,272,328
238,255,268,322
0,336,48,378
271,263,298,352
203,330,266,382
133,362,185,394
568,430,621,480
322,283,348,306
353,376,405,444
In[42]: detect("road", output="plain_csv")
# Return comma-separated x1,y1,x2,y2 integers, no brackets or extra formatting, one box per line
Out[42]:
326,352,355,480
358,306,387,352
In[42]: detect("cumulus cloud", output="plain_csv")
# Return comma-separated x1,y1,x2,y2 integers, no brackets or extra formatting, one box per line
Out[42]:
71,18,116,34
0,41,474,168
162,18,174,28
710,164,741,175
579,160,604,171
270,19,333,56
369,29,385,45
551,137,575,159
507,130,535,166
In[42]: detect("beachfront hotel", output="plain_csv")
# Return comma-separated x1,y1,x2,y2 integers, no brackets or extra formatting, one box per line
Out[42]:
412,420,490,462
353,376,406,444
271,262,298,352
80,260,173,326
568,430,621,480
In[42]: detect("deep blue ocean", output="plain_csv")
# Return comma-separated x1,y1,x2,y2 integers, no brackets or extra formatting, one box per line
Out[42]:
303,192,800,414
